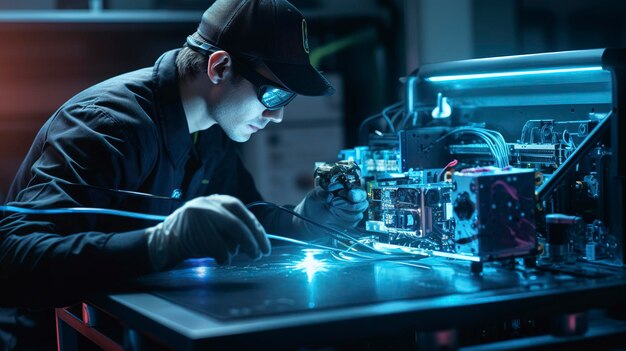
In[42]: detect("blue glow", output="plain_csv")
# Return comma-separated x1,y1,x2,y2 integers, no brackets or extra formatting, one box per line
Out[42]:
425,66,603,82
192,266,210,278
289,249,328,283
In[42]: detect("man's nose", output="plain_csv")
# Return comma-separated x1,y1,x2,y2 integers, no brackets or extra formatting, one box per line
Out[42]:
262,108,284,123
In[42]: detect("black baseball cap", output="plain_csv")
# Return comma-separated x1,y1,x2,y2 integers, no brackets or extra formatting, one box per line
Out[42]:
196,0,335,96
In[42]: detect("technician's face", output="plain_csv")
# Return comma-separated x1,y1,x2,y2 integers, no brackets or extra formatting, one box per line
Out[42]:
214,68,285,143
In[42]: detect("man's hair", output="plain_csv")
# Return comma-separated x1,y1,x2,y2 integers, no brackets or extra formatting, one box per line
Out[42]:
176,32,209,80
176,32,242,83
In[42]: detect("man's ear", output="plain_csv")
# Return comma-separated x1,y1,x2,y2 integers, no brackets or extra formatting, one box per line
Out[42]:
207,51,233,84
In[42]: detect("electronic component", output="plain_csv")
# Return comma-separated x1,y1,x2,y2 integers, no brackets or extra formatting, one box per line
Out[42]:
399,127,452,171
520,119,595,145
314,160,361,192
366,182,454,252
542,214,581,262
451,167,536,261
338,147,401,178
449,143,571,168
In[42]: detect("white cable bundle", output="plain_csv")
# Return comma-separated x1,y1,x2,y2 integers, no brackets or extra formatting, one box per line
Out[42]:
433,126,510,168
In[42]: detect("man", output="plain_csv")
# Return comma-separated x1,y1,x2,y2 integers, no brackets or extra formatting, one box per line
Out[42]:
0,0,368,349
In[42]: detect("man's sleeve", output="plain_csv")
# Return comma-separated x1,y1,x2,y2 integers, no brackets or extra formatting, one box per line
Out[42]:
0,104,157,307
0,220,152,307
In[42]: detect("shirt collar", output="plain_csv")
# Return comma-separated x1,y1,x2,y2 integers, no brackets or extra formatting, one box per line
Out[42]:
153,49,193,168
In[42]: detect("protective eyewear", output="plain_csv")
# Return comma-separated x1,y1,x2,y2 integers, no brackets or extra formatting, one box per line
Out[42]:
185,36,297,110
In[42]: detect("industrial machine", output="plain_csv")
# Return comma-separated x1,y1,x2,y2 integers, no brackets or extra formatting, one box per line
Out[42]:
337,49,626,270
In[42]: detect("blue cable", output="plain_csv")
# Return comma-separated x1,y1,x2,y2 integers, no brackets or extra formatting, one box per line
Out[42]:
0,204,430,261
0,205,167,222
0,205,338,252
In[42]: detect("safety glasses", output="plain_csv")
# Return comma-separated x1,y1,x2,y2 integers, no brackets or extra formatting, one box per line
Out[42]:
231,60,296,110
185,36,297,110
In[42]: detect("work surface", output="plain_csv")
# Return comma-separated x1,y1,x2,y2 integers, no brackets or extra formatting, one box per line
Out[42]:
91,246,626,349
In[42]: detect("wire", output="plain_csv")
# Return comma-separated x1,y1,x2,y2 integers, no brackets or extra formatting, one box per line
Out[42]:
562,129,577,150
0,204,361,251
1,203,373,254
358,113,385,145
425,126,510,168
438,159,458,181
330,250,427,263
0,205,167,222
381,102,402,134
1,201,396,255
266,234,362,254
389,108,404,127
398,106,433,130
1,204,385,258
358,101,403,144
246,201,390,255
246,203,426,261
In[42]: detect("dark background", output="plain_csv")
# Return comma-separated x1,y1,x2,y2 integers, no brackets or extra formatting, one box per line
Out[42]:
1,0,625,204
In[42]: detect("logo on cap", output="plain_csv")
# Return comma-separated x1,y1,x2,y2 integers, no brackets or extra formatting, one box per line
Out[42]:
302,19,309,54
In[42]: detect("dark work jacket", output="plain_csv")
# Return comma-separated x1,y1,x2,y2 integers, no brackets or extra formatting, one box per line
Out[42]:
0,49,293,350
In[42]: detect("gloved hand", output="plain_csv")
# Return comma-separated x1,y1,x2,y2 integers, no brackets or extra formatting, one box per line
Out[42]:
293,185,369,237
145,195,271,271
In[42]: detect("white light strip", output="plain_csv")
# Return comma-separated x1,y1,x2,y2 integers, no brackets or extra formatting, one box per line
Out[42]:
431,251,482,262
425,66,604,82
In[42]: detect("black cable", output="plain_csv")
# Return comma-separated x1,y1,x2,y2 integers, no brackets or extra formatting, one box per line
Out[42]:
389,108,404,128
399,106,433,130
381,101,403,133
357,101,403,144
246,201,388,254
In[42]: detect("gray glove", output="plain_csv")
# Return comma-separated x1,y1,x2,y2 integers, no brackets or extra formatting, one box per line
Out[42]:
293,186,369,237
146,195,271,271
